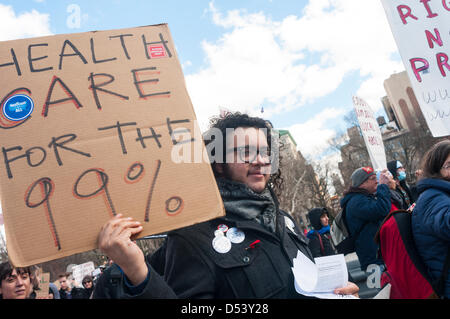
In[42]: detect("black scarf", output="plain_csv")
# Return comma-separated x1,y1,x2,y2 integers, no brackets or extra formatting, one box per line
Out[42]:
216,178,277,233
390,188,406,209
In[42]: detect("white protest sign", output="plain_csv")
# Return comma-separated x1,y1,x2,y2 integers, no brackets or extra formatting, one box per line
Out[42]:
352,96,387,170
381,0,450,137
71,261,95,286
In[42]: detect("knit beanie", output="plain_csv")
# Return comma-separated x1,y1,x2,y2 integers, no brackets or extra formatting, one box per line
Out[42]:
308,208,328,230
351,166,375,187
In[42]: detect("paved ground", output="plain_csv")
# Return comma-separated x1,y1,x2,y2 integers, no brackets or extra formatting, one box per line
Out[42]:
345,253,381,299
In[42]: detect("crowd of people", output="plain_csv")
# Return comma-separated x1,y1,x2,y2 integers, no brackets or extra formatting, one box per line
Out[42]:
0,262,98,299
0,112,448,299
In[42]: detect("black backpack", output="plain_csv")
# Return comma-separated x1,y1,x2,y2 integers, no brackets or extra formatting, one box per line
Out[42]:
330,203,358,255
330,202,369,255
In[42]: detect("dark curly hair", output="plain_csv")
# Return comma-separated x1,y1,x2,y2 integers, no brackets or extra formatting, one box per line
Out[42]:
203,112,284,195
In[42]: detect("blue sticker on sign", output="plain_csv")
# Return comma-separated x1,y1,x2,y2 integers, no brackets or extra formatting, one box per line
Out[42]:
2,94,34,121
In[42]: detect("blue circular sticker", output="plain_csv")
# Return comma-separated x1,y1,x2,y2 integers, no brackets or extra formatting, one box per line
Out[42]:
2,94,34,121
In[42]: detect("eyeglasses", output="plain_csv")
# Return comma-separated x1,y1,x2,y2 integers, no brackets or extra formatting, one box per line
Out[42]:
226,145,271,163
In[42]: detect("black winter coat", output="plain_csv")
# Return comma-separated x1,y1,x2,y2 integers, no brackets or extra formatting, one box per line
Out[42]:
389,188,408,210
59,287,84,299
307,233,336,258
306,208,336,258
72,287,94,299
340,185,391,271
93,210,313,299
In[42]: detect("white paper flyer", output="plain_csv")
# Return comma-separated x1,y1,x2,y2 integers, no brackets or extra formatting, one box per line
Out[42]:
291,251,358,299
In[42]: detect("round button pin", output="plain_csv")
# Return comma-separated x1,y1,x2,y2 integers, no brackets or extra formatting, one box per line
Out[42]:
212,236,232,254
217,224,229,233
214,230,225,237
2,94,34,121
226,227,245,244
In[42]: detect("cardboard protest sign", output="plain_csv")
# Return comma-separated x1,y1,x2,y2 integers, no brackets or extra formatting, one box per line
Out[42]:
352,96,387,170
36,272,50,298
0,24,224,267
381,0,450,137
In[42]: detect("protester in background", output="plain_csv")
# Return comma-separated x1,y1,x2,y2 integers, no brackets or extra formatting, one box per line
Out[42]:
71,274,95,299
341,167,391,272
306,208,337,258
412,140,450,298
387,160,415,206
384,171,405,212
59,272,83,299
49,282,60,299
93,112,358,299
0,261,33,299
74,275,94,299
58,273,72,299
29,265,60,299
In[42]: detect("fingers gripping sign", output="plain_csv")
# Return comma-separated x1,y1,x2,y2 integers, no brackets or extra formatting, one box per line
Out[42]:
97,214,148,285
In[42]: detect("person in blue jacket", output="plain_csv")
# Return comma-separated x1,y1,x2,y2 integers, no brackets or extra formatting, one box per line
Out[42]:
340,167,391,271
387,159,414,207
306,207,337,258
412,140,450,298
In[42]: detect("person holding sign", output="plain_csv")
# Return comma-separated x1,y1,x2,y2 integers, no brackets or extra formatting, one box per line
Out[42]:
93,112,358,299
340,167,391,272
71,275,95,299
30,265,60,299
